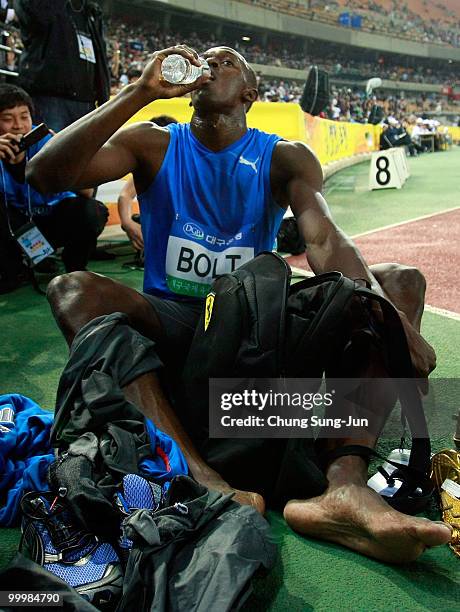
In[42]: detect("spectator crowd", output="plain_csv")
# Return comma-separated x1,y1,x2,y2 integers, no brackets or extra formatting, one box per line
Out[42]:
244,0,460,48
104,16,459,122
106,18,459,91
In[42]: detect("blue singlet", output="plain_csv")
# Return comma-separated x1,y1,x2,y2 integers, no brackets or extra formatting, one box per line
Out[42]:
138,122,285,301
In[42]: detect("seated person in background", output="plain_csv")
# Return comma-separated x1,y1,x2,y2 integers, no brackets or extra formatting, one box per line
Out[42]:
409,117,428,153
0,84,109,293
117,114,177,252
379,116,417,156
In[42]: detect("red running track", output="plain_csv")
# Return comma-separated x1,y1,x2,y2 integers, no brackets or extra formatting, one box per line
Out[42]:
286,208,460,314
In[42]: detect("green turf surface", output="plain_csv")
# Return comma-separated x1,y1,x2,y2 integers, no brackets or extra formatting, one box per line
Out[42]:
1,149,460,609
325,147,460,237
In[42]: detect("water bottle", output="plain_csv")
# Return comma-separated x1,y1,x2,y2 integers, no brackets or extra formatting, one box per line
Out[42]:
160,54,210,85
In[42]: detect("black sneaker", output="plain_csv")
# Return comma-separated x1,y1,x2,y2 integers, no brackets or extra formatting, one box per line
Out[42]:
21,491,123,610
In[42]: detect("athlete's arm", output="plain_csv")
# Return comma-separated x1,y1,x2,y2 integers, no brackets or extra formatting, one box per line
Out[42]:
118,178,144,251
26,45,210,193
271,140,381,290
271,140,436,378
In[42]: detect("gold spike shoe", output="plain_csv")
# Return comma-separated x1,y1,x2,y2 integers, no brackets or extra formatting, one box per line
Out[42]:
431,449,460,559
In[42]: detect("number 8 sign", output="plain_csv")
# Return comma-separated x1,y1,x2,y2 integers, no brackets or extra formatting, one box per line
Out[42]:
369,148,409,190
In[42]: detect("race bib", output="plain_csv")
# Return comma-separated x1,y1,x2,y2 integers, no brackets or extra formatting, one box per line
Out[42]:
14,222,54,265
165,218,254,298
77,32,96,63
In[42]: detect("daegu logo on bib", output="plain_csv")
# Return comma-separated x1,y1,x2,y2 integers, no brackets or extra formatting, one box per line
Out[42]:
183,223,204,240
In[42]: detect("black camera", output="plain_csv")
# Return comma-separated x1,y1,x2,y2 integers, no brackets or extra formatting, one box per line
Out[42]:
17,123,50,152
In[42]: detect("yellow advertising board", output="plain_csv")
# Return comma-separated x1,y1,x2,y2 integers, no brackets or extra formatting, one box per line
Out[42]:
446,126,460,143
128,98,380,165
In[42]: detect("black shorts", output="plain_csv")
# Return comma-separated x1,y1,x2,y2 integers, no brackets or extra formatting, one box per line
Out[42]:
141,293,203,372
141,292,328,506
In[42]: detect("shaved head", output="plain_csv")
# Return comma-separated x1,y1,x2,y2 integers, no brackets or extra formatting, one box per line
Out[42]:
204,46,258,90
192,46,259,114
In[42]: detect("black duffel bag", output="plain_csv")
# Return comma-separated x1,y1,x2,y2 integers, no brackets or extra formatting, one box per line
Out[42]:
183,252,433,514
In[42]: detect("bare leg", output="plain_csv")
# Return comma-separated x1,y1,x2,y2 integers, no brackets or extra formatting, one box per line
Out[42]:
370,263,426,331
47,272,265,513
284,264,452,563
123,372,264,513
46,271,165,346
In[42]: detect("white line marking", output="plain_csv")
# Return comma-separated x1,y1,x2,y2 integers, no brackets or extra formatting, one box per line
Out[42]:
425,305,460,321
290,266,312,278
351,205,460,239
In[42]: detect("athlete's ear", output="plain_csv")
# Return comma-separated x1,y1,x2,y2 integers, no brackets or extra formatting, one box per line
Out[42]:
243,87,258,113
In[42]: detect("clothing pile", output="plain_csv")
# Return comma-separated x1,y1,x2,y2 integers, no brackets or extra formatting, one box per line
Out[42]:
0,314,276,611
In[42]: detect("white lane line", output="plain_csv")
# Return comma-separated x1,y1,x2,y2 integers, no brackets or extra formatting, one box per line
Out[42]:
425,305,460,321
350,205,460,240
289,266,312,278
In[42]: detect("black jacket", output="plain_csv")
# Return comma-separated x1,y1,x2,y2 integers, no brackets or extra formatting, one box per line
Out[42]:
15,0,110,103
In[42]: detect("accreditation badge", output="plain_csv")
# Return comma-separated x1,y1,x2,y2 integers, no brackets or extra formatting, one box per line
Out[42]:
165,216,254,298
77,31,96,63
14,222,54,265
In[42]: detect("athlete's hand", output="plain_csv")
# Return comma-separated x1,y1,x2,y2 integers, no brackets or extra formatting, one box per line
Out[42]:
135,44,211,101
0,133,22,162
399,311,436,393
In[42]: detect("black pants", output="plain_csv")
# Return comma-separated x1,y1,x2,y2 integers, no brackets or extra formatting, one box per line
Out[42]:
0,196,108,279
33,95,96,132
141,293,328,507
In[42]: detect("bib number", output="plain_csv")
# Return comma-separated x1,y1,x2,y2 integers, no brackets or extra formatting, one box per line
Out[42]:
166,236,254,298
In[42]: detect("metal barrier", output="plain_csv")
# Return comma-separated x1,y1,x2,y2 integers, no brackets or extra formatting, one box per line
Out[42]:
0,29,22,78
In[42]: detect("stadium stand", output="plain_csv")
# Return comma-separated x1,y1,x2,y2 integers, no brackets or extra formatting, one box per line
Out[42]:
0,3,457,123
106,17,459,86
104,16,459,122
242,0,460,47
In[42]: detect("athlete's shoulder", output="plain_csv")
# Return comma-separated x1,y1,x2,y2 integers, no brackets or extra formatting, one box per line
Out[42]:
112,120,170,143
248,127,283,142
163,121,187,133
110,121,171,159
272,140,322,172
271,140,323,190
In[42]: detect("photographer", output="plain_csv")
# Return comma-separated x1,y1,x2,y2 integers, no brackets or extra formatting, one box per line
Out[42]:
0,84,108,294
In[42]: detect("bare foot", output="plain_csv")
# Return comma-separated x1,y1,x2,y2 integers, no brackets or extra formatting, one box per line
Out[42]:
194,469,266,514
284,479,452,563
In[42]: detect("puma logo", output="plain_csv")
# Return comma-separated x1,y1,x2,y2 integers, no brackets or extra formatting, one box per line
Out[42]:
238,155,259,173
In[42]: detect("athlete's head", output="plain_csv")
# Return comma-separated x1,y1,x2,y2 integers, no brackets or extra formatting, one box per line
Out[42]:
190,47,258,114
